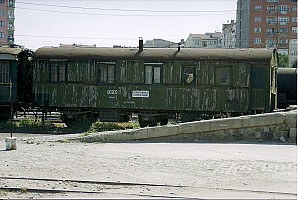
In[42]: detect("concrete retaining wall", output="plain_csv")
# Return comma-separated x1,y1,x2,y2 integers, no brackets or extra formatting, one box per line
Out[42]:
65,110,297,143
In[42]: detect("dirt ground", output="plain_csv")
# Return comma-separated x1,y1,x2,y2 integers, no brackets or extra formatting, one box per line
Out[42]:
0,132,297,199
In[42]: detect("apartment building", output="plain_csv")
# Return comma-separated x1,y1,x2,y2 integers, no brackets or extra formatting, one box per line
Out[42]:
144,39,178,48
0,0,15,45
184,32,222,48
236,0,297,65
222,20,236,48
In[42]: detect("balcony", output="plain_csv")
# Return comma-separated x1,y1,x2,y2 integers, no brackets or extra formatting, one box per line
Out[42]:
8,26,15,31
8,1,15,8
267,21,276,25
7,37,14,44
267,10,276,13
277,43,288,48
266,32,275,35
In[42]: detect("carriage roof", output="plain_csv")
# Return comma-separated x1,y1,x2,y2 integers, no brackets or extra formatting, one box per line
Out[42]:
34,47,275,62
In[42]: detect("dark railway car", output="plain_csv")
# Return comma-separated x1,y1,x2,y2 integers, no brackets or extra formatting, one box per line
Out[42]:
277,68,297,108
33,45,278,127
0,46,33,120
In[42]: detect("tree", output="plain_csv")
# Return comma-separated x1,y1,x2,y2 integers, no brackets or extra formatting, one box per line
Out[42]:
278,53,289,68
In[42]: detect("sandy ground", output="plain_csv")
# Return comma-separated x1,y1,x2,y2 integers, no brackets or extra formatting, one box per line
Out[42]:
0,132,297,199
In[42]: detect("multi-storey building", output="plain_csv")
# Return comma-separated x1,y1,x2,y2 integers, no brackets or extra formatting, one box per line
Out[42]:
222,20,237,48
236,0,297,66
144,39,178,48
0,0,15,45
184,32,222,48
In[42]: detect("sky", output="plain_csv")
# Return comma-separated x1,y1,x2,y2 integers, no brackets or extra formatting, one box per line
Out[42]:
14,0,237,50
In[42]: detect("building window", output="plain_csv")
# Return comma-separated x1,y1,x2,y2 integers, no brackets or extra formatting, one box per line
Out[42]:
254,27,262,33
0,0,4,4
255,16,262,22
266,28,275,35
278,5,290,13
202,41,207,47
278,28,289,33
8,9,14,19
292,27,298,33
290,50,297,56
0,21,4,27
99,64,115,84
8,23,14,30
255,5,262,11
267,17,276,24
267,6,276,12
293,6,297,11
0,9,4,15
50,62,67,82
145,65,161,84
292,17,298,23
266,39,274,48
278,17,289,25
216,68,231,86
254,38,262,44
267,0,278,2
9,0,14,7
278,39,288,45
0,32,4,38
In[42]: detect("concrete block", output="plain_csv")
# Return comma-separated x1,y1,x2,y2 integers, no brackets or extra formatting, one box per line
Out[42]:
80,133,105,143
178,120,211,134
5,137,17,150
285,111,297,128
148,125,179,138
243,113,285,127
210,117,243,131
289,128,297,139
102,131,121,142
121,128,148,140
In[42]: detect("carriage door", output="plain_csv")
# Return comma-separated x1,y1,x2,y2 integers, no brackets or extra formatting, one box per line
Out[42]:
250,66,266,112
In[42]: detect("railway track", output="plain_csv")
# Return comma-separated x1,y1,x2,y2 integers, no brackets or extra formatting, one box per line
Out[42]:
0,176,189,198
0,176,296,199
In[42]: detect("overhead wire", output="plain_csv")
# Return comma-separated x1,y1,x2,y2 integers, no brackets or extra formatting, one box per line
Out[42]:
14,0,240,48
16,1,237,17
16,7,236,17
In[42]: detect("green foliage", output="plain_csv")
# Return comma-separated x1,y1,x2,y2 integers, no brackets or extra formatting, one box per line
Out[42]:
278,53,290,68
1,119,53,129
0,119,60,133
0,119,140,134
88,122,139,133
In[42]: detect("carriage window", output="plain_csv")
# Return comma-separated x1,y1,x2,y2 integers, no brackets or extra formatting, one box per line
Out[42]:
99,64,115,83
182,66,196,86
50,62,67,82
0,62,10,83
216,68,231,86
145,65,161,84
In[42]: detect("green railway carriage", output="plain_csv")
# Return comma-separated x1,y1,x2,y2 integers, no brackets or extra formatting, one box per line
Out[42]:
33,46,278,127
0,46,33,120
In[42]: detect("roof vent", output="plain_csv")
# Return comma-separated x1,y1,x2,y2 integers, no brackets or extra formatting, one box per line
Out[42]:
139,37,143,52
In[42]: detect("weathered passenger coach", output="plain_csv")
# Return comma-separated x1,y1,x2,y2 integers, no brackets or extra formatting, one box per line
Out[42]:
33,46,278,127
0,46,32,120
